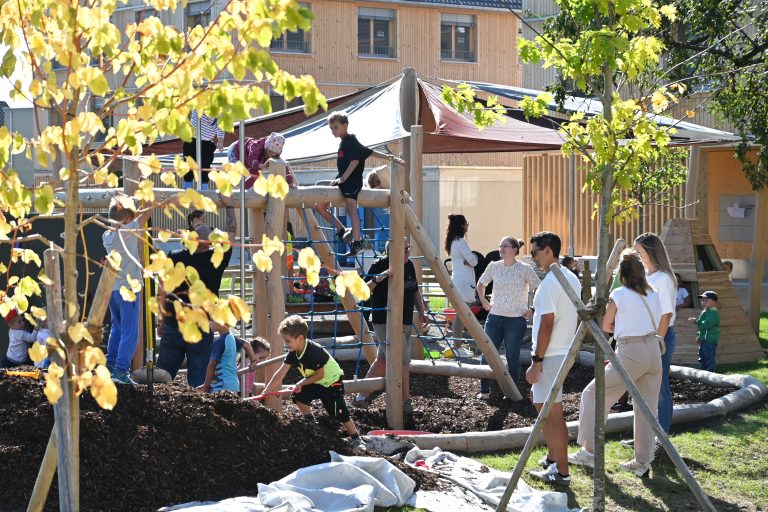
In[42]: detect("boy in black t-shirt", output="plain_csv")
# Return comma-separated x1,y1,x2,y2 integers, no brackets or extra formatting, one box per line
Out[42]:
263,315,364,448
315,111,403,257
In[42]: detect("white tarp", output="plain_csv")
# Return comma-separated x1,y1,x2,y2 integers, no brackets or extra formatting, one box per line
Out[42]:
403,446,580,512
280,79,410,163
161,444,582,512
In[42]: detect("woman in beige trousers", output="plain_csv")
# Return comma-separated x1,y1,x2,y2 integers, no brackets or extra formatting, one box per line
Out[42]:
568,251,664,477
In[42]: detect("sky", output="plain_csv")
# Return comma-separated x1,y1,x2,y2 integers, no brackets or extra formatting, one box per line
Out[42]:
0,43,32,108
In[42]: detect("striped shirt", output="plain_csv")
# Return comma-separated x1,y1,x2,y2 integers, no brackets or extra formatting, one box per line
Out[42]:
190,110,225,142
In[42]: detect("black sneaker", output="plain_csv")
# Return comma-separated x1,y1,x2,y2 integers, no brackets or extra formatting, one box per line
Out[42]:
336,227,347,242
345,241,363,257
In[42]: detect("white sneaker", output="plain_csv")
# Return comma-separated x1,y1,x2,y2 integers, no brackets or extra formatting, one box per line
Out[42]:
476,392,490,400
620,439,635,449
454,347,474,359
619,459,651,477
529,463,571,486
537,455,555,469
568,447,595,468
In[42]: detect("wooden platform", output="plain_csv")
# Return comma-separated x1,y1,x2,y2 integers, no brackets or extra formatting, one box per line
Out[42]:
661,219,764,365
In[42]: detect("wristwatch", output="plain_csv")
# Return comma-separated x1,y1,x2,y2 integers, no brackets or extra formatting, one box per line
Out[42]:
531,354,545,363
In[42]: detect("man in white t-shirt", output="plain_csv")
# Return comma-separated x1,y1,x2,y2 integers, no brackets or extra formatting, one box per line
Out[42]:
526,231,581,486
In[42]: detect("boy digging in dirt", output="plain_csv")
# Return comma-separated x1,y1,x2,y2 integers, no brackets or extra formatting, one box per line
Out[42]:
263,315,364,448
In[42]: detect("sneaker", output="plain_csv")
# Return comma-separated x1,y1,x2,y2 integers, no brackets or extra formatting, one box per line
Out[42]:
454,347,474,359
476,392,490,400
342,228,354,244
403,398,414,414
345,241,363,257
335,227,347,242
618,459,651,477
568,447,595,468
620,439,635,449
611,401,633,413
537,456,556,469
351,397,371,409
351,436,365,449
111,370,135,385
529,464,571,486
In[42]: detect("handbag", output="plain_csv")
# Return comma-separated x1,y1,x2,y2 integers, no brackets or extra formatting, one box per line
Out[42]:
640,294,666,355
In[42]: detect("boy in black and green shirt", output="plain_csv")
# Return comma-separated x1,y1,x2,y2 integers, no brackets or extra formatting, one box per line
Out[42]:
264,315,364,448
688,290,720,372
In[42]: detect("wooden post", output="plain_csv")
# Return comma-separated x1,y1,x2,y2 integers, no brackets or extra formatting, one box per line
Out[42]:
387,161,406,429
594,239,625,511
684,147,701,221
263,159,287,412
404,206,522,401
303,211,377,363
401,67,417,196
748,187,768,333
409,126,425,359
26,432,57,512
43,249,77,512
250,207,268,391
122,158,146,373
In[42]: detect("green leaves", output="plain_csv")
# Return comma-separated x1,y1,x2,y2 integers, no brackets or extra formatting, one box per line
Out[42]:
441,84,507,130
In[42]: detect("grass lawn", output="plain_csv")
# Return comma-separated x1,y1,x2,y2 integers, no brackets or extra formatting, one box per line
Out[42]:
391,315,768,511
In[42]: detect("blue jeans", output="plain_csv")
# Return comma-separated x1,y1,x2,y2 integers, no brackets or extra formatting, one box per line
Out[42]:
156,323,214,388
107,290,140,373
480,314,527,393
658,326,676,433
698,341,717,372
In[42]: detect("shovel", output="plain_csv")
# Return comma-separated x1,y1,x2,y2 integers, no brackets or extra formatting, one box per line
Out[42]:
4,369,42,379
245,387,295,402
130,233,172,389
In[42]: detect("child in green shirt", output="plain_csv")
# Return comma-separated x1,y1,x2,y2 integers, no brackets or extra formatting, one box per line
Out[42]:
688,290,720,372
264,315,364,448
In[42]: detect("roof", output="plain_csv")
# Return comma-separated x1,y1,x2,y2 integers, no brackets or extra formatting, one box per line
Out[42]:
400,0,521,10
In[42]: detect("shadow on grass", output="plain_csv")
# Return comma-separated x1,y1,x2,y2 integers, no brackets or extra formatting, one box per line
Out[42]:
638,467,756,512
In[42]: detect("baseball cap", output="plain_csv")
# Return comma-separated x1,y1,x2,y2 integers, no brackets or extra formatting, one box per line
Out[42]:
4,309,18,323
698,290,718,301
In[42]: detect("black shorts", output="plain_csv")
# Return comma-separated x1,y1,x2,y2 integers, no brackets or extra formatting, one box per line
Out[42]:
182,139,216,183
291,381,350,423
338,181,362,200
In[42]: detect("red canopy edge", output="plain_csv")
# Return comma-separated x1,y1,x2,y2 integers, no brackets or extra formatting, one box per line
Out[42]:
418,79,565,153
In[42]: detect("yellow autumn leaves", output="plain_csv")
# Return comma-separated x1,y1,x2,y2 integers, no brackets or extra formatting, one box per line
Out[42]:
30,340,118,410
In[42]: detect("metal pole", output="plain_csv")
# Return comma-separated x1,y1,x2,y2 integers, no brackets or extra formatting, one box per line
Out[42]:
238,121,247,398
569,153,575,257
195,110,202,191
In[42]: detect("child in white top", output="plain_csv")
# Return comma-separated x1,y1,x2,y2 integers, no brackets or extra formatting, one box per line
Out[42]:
2,309,37,367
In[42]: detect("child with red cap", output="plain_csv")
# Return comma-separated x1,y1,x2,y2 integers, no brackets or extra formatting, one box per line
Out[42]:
2,309,37,367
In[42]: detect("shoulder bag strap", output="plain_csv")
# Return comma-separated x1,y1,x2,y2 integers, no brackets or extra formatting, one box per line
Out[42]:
639,294,660,336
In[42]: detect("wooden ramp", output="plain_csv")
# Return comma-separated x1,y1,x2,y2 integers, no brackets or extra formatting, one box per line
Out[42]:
661,219,764,365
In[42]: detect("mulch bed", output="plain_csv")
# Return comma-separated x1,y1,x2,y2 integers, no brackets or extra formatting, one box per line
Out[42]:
0,363,735,512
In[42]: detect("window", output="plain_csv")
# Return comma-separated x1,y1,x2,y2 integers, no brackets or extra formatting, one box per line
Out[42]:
271,3,311,53
90,97,113,143
441,14,476,62
186,1,210,30
358,8,396,58
269,93,304,113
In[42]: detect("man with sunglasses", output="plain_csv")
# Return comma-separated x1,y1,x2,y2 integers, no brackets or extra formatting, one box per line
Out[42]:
527,231,581,486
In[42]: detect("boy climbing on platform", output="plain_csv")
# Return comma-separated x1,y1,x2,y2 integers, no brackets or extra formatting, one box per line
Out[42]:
198,320,270,394
315,111,403,257
263,315,364,448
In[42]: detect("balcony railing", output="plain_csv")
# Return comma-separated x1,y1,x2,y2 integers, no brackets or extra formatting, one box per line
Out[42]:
358,44,396,58
441,49,475,62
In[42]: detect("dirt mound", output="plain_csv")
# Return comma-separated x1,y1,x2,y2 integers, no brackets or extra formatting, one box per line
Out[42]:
0,362,734,511
0,374,356,512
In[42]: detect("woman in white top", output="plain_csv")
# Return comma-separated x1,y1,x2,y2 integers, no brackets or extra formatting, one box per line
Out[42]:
445,214,478,357
568,251,663,477
633,232,677,434
475,237,540,398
